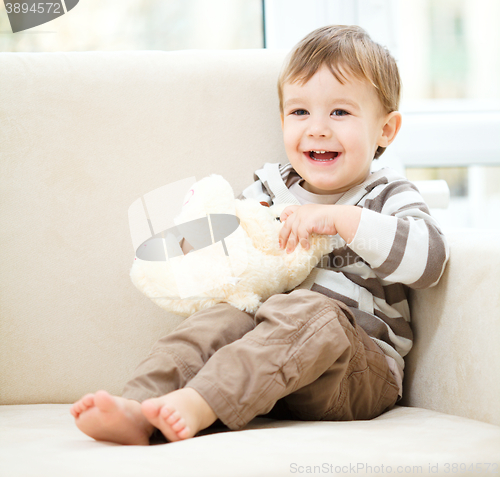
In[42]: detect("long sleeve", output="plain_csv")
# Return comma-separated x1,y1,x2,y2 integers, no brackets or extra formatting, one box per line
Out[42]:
348,200,449,289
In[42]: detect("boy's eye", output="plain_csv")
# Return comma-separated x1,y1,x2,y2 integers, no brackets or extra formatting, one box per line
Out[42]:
291,109,308,116
332,109,349,117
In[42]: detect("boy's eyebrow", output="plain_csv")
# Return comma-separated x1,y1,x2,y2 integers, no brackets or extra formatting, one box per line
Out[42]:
283,98,361,109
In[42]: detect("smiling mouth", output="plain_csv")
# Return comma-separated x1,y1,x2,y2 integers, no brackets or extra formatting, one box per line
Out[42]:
308,150,339,161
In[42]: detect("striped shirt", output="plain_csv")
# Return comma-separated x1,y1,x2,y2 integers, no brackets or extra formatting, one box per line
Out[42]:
237,162,449,381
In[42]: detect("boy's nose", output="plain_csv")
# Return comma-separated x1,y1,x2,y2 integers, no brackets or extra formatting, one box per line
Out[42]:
306,118,332,138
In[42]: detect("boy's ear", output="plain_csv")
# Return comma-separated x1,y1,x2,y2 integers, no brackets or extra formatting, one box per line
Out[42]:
377,111,402,148
280,114,284,130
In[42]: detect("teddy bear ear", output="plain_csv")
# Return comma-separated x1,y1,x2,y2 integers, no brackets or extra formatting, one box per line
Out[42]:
182,188,195,206
198,174,236,211
207,174,233,192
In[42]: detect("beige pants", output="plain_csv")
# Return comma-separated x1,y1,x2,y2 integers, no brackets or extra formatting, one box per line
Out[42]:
122,289,400,431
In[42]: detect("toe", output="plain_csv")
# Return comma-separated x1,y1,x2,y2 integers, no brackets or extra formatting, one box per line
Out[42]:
73,397,88,416
82,393,94,404
165,410,180,425
160,406,176,422
171,418,186,432
81,393,95,410
141,399,162,420
177,426,191,439
94,391,118,413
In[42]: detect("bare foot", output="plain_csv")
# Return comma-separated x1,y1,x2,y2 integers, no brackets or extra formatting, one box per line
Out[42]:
70,390,154,445
141,387,217,442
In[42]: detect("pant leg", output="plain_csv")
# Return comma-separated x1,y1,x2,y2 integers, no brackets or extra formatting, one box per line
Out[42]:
279,303,400,422
122,302,255,402
185,289,400,430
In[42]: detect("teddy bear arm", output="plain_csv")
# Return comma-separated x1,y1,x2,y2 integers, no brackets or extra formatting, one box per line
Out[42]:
226,291,262,314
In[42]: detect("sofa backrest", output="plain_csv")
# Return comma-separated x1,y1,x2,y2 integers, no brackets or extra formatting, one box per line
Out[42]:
1,50,499,427
0,49,287,405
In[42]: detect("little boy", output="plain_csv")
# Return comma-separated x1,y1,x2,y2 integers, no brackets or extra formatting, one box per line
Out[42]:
70,25,449,445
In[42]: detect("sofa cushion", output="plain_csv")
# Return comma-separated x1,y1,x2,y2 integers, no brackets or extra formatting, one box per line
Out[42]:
1,404,499,477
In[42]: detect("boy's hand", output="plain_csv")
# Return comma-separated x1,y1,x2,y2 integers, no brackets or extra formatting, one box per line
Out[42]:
278,204,362,253
278,204,337,253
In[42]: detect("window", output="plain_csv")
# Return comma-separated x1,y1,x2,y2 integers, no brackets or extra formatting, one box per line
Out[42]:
395,0,500,230
0,0,264,51
398,0,500,102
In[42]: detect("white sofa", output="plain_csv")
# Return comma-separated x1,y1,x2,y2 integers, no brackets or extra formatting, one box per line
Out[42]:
1,49,499,477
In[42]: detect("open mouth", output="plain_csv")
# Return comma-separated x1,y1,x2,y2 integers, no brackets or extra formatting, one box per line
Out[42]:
307,150,340,162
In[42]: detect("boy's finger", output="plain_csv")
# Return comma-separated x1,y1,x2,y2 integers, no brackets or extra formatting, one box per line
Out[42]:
286,234,297,253
278,215,293,249
279,229,290,250
280,205,298,222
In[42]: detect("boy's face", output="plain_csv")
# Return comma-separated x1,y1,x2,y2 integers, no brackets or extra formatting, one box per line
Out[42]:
281,65,400,195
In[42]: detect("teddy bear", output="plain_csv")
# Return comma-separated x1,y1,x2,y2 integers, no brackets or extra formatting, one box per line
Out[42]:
130,174,334,317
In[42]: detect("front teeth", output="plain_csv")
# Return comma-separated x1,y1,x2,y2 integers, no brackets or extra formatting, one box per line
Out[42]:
313,150,326,153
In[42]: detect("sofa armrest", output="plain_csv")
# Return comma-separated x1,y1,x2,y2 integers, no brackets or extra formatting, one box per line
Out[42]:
402,228,500,426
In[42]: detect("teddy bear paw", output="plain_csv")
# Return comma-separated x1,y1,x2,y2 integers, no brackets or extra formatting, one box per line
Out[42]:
228,292,262,314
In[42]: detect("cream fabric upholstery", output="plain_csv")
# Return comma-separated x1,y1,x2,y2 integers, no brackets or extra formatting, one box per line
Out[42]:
0,50,499,476
404,228,500,425
1,405,499,477
0,49,287,405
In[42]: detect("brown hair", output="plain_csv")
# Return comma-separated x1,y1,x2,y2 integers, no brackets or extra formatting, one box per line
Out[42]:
278,25,401,159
